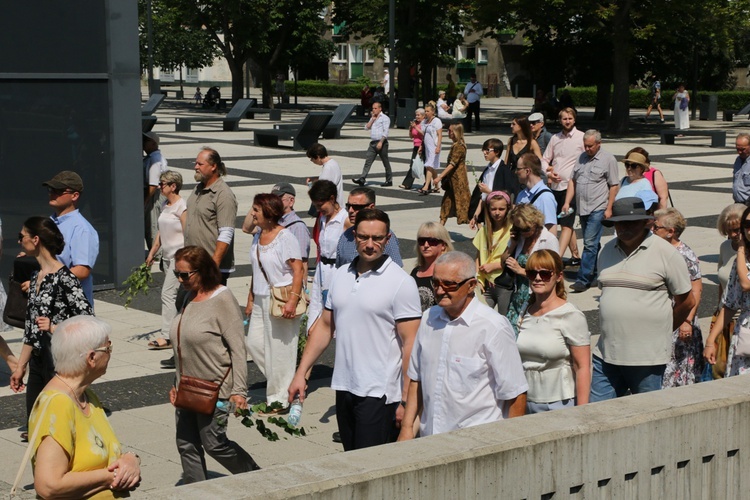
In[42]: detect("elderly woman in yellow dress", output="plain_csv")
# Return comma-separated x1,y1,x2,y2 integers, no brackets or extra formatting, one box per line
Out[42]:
29,316,141,499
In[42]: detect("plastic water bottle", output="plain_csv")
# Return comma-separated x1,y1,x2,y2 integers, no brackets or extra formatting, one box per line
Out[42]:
557,207,574,219
216,400,236,414
287,397,303,427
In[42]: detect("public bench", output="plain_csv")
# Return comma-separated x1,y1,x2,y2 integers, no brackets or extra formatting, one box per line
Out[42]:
141,94,165,116
254,112,332,150
322,103,356,139
174,99,255,131
160,89,184,99
659,129,726,148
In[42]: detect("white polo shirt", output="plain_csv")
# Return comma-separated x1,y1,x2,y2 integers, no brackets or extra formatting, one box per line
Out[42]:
326,256,421,403
408,298,528,436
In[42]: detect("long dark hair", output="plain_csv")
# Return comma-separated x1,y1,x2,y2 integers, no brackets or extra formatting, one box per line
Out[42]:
23,216,65,255
514,115,534,144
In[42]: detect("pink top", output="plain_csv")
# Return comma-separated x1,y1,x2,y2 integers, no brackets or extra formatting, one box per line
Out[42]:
542,127,585,191
411,122,423,147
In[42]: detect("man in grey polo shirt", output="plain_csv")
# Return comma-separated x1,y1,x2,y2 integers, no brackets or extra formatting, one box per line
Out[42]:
590,197,694,402
185,147,238,283
561,129,619,292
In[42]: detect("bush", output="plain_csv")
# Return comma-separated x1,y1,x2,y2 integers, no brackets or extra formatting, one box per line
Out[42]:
284,80,362,98
564,87,750,111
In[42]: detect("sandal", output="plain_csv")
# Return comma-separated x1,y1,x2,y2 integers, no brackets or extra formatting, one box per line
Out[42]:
147,338,172,350
418,190,430,196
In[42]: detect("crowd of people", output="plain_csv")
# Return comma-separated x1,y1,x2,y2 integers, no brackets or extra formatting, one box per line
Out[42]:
3,96,749,494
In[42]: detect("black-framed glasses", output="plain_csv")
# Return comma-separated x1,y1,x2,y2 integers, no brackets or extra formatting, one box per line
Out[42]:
511,225,533,234
158,181,172,187
354,233,387,243
432,277,473,292
173,270,198,281
18,232,27,242
652,224,667,231
417,237,443,247
527,269,554,282
346,203,370,212
47,187,76,196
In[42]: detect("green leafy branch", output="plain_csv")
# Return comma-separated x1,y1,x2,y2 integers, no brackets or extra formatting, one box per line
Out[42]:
222,401,308,442
119,263,154,308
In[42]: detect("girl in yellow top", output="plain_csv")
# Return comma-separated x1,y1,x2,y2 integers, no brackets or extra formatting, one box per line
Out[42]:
29,316,140,499
473,191,513,314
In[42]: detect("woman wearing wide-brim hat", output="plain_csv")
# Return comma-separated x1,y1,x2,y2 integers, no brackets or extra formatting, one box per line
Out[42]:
615,151,655,201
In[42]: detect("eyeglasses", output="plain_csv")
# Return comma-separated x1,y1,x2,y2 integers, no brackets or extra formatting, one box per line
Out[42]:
511,225,533,234
417,237,443,247
18,232,29,242
482,148,491,153
346,203,370,212
652,224,667,231
47,188,76,196
432,277,473,292
354,233,388,243
173,269,198,281
624,163,641,169
158,181,172,187
527,269,554,282
93,342,113,355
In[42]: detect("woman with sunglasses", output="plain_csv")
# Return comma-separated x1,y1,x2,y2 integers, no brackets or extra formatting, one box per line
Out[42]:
411,222,454,311
705,205,750,378
29,316,142,498
504,204,559,335
615,151,655,201
145,170,187,351
516,250,590,413
246,193,305,411
474,191,513,314
307,180,347,332
10,217,93,441
170,245,259,483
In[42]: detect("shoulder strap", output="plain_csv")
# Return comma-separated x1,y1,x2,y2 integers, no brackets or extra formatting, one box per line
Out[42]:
10,395,55,496
528,188,553,204
256,242,272,285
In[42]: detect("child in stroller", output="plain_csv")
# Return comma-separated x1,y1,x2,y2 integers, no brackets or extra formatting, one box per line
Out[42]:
202,86,221,108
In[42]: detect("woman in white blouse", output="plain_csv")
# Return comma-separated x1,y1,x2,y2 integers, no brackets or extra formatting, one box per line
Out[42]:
246,193,305,411
146,170,187,349
307,180,347,332
516,249,591,414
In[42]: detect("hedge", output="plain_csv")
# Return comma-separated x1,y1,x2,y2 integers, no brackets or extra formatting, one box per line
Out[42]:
564,87,750,111
285,81,750,110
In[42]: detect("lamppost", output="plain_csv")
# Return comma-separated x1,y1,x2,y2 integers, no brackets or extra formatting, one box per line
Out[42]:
146,0,155,95
388,0,395,122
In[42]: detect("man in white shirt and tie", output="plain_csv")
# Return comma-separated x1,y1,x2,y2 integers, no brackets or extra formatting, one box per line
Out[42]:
352,102,393,187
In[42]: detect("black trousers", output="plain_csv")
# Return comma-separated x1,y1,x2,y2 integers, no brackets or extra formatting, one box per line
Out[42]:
335,391,399,451
26,335,56,420
464,101,480,132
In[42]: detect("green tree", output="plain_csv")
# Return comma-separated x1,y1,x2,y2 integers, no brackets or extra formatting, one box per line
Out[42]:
170,0,333,106
474,0,750,133
138,0,220,92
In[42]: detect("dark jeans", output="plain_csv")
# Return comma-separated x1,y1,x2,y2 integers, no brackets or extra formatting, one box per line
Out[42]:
336,391,399,451
589,356,665,402
175,404,259,483
400,146,424,189
359,140,392,182
464,101,480,132
577,210,605,286
26,336,56,420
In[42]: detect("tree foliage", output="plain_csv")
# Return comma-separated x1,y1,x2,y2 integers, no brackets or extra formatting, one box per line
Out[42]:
168,0,334,105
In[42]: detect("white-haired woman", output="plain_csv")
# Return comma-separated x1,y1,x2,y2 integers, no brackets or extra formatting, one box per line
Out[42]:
146,170,187,350
29,316,141,498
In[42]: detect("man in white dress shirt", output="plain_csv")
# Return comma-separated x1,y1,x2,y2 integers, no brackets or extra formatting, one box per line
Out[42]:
398,251,527,439
352,102,393,187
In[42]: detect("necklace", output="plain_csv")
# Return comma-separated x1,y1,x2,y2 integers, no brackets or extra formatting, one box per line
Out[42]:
55,374,88,410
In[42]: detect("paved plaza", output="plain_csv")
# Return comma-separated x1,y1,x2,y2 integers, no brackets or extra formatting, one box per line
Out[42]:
0,94,745,496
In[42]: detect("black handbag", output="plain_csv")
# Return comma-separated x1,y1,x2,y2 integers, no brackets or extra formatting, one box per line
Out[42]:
493,267,516,291
3,256,39,328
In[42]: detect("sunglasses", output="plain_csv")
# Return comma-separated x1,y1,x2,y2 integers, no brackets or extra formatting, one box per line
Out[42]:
511,225,532,234
432,277,473,291
417,237,443,247
18,232,28,242
173,270,198,281
527,269,554,282
93,342,113,354
346,203,370,211
158,181,173,187
47,188,76,196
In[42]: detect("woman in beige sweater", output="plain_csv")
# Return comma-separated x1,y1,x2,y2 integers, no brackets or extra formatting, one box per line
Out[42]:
169,245,260,483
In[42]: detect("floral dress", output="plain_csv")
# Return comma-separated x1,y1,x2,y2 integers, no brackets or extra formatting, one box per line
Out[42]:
722,258,750,376
439,141,471,225
662,242,704,387
506,253,530,336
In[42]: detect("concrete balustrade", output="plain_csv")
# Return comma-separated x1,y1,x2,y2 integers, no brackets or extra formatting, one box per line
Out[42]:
145,377,750,499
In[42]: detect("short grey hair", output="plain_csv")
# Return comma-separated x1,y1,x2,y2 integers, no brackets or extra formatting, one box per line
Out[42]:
52,316,111,376
737,132,750,143
160,170,183,193
415,108,425,116
584,129,601,143
717,203,746,235
435,251,476,280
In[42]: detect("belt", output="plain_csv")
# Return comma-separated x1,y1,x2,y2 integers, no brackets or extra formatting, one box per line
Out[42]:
320,257,336,266
370,138,388,142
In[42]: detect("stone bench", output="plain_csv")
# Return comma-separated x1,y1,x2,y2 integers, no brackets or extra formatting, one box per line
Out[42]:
659,129,726,148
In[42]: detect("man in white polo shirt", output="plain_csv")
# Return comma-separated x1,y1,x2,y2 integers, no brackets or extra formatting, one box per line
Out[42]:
398,251,527,439
288,208,421,451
